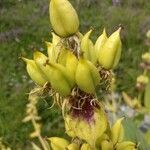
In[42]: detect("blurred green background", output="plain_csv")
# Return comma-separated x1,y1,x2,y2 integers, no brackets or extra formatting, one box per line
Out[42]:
0,0,150,149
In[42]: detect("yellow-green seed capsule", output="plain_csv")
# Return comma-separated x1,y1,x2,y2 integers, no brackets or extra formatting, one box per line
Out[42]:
33,51,52,83
101,140,113,150
75,59,100,93
67,143,79,150
115,141,136,150
57,47,68,66
94,28,108,60
47,62,75,96
65,51,78,80
22,57,47,86
81,29,96,64
48,137,69,150
46,32,61,63
49,0,79,37
98,28,122,70
34,51,74,96
52,32,61,45
45,32,61,63
80,144,91,150
111,117,124,145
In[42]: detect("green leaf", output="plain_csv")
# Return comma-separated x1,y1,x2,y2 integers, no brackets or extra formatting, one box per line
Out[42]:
123,118,150,150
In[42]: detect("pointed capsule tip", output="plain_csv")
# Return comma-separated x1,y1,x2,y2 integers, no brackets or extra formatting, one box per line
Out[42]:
52,32,57,37
103,28,107,35
118,27,122,32
119,117,125,122
21,57,30,63
84,29,93,38
117,24,124,33
45,41,52,47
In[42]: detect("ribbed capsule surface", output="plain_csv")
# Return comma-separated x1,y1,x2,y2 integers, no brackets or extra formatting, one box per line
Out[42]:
67,143,79,150
48,137,69,150
22,58,47,86
98,28,122,69
101,140,113,150
33,51,52,83
115,141,136,150
47,63,75,96
111,117,124,145
49,0,79,37
81,30,96,64
81,144,91,150
75,59,100,93
94,28,107,60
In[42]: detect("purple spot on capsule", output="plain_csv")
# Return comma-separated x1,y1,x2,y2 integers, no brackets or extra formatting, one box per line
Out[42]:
69,90,100,123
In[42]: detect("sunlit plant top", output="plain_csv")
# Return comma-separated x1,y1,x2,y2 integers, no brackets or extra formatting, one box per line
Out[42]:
22,0,139,150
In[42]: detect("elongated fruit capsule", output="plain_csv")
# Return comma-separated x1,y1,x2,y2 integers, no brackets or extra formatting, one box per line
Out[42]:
80,144,91,150
34,51,74,96
98,28,122,69
22,57,47,86
46,32,61,62
47,63,75,96
75,59,100,93
57,47,68,66
81,29,96,64
52,32,61,45
67,143,79,150
115,141,136,150
49,0,79,37
46,41,56,62
48,137,69,150
101,140,113,150
111,117,124,145
94,28,107,60
65,51,78,80
33,51,52,82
